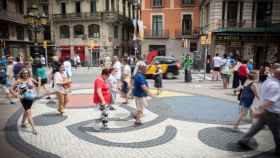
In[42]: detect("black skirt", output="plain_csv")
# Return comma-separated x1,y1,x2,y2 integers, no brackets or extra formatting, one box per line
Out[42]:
154,75,162,88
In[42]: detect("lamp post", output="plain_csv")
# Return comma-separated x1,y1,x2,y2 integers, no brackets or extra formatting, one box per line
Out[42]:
24,4,48,60
24,4,48,77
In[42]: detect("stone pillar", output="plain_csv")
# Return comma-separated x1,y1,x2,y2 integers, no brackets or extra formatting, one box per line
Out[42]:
224,2,228,27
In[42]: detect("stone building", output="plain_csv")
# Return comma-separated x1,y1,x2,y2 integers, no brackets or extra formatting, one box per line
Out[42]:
141,0,201,60
0,0,32,58
49,0,141,65
200,0,280,68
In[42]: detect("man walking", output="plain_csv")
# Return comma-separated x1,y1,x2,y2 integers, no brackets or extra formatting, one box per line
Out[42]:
238,63,280,156
132,63,153,125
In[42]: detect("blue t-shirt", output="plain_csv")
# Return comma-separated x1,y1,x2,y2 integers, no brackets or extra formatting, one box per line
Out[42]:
133,73,148,97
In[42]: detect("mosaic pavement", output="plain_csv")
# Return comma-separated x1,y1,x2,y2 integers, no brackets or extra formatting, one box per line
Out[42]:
4,89,277,158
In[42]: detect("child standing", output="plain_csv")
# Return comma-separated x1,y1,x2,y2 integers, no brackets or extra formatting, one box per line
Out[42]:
154,61,162,95
234,73,260,129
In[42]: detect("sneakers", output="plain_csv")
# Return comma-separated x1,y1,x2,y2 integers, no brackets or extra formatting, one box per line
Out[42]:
32,129,38,135
237,140,252,150
134,121,142,126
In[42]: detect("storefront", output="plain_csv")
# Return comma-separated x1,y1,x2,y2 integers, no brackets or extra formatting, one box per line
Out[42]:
74,46,85,62
213,32,280,68
59,46,71,61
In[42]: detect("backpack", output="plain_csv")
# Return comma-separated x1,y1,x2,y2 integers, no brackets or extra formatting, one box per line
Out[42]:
237,82,254,101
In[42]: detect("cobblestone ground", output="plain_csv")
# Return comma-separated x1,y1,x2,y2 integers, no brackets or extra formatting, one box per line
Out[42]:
4,87,277,158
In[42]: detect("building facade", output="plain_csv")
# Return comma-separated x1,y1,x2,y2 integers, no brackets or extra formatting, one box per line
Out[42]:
0,0,32,58
141,0,200,60
49,0,141,65
200,0,280,68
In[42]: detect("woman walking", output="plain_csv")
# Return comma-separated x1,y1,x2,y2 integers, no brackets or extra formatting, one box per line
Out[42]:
108,68,118,110
239,60,249,86
234,73,260,129
10,69,38,135
154,61,162,95
221,55,232,89
54,63,71,115
232,58,241,94
93,68,112,128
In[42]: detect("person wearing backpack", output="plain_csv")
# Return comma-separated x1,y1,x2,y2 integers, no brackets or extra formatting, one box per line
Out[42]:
234,73,260,129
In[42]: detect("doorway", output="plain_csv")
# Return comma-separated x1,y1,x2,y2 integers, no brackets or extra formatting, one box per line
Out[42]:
254,47,267,69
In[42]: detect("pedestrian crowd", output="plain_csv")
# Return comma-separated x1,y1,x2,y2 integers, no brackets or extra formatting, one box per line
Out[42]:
207,53,280,156
93,55,155,128
0,55,73,135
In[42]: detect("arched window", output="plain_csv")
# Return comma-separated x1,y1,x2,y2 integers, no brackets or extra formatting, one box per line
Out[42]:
73,25,84,38
60,25,70,39
88,24,100,38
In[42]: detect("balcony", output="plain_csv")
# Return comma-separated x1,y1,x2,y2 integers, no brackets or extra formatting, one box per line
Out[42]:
103,11,120,23
175,27,200,39
0,10,25,24
144,29,169,39
181,0,195,7
53,12,102,22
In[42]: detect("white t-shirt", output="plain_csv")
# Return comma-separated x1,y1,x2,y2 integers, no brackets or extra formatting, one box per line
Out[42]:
261,76,280,114
54,72,66,93
113,61,122,80
213,56,224,68
63,61,72,77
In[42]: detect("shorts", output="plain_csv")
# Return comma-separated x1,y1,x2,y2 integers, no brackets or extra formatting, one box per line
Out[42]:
221,73,230,80
21,99,33,111
135,97,148,111
213,67,220,71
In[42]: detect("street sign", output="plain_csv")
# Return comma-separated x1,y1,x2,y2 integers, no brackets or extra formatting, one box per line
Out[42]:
200,36,207,45
43,41,48,49
206,32,212,44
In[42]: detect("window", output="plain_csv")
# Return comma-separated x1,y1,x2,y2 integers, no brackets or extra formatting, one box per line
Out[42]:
88,24,100,38
152,15,163,35
16,26,24,40
256,2,272,27
152,0,162,7
75,1,81,13
0,22,9,38
123,0,126,16
182,14,192,35
227,2,238,27
111,0,115,11
182,0,193,5
90,0,97,13
114,26,118,39
59,25,70,39
74,25,84,38
0,0,7,11
17,0,24,14
43,26,51,40
43,5,49,15
106,0,109,11
61,2,66,14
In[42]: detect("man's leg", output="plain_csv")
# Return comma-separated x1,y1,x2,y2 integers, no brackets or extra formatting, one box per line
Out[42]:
238,114,266,146
265,112,280,154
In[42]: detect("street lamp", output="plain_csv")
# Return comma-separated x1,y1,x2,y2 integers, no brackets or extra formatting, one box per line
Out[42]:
24,4,48,58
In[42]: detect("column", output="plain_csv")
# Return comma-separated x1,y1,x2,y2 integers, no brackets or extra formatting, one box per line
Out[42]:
224,2,228,27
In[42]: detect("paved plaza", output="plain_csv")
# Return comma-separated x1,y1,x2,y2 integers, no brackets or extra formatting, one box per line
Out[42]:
0,68,278,158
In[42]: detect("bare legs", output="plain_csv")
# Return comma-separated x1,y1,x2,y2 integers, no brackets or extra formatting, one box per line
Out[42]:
21,109,37,135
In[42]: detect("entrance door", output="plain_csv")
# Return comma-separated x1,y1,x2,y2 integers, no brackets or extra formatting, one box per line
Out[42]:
254,47,267,69
74,46,85,62
91,49,100,66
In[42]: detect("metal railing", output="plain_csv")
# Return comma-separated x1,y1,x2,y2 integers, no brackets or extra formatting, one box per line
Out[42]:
53,12,102,21
144,29,169,39
175,27,200,39
0,10,25,24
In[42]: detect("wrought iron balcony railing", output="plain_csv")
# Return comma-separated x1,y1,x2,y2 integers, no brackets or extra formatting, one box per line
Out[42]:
144,29,169,39
0,10,25,24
